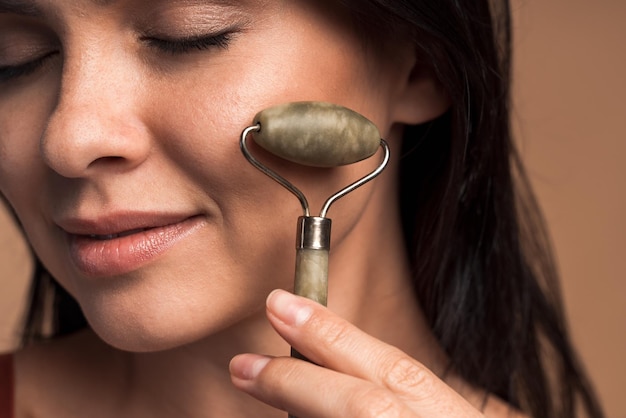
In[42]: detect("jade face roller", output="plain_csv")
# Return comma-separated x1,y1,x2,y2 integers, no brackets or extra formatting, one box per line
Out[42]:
241,101,389,418
240,101,390,307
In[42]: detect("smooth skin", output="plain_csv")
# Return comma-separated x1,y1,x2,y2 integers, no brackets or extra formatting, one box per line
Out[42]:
1,0,522,416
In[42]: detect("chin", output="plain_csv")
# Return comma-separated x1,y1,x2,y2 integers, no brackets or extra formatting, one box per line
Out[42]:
63,245,288,352
78,282,269,353
87,317,199,353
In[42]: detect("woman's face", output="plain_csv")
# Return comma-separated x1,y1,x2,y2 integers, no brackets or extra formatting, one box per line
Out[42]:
0,0,408,350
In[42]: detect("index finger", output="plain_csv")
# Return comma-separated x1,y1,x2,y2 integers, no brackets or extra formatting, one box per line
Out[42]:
265,290,483,416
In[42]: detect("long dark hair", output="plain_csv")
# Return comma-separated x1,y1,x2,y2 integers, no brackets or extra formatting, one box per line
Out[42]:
17,1,603,417
339,0,603,417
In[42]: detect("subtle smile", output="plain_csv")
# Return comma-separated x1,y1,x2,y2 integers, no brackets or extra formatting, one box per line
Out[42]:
60,215,207,277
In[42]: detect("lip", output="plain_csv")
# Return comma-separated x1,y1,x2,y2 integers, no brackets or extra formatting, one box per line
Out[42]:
59,213,207,277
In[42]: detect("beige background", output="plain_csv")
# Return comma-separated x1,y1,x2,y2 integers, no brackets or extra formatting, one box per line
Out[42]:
512,1,625,417
1,1,624,416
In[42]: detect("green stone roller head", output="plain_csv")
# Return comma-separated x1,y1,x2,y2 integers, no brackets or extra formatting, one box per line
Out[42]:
240,101,390,418
251,101,382,167
240,101,389,303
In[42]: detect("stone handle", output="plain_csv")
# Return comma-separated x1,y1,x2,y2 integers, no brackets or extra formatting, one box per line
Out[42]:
288,218,331,418
293,247,329,306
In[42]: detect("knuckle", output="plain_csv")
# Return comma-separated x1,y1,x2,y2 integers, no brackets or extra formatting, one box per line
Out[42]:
257,358,298,394
349,387,405,418
380,353,436,397
308,313,353,349
248,358,303,413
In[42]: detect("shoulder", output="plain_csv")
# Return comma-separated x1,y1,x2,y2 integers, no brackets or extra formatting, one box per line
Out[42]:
14,329,123,418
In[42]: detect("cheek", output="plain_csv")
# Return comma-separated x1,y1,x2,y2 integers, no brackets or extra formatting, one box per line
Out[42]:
0,76,58,227
137,24,392,249
0,74,81,296
141,22,389,200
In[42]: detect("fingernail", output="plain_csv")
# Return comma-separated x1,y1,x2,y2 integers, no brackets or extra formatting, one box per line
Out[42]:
230,354,271,380
267,289,313,326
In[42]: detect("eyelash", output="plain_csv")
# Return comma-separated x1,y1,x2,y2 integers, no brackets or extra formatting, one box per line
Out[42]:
0,51,59,83
0,31,232,83
142,31,233,54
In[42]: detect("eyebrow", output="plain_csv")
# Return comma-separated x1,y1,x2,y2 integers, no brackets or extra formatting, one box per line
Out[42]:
0,0,120,16
0,0,244,22
0,0,42,16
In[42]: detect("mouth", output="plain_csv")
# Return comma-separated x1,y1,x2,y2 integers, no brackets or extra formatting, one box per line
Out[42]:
59,214,207,277
88,228,151,240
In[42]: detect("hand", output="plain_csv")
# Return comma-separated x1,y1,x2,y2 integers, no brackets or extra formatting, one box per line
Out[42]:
229,289,484,418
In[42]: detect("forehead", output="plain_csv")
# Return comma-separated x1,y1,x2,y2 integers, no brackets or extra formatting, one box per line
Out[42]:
0,0,246,16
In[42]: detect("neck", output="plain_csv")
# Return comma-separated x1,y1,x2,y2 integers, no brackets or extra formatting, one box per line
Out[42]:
326,190,449,377
122,312,286,417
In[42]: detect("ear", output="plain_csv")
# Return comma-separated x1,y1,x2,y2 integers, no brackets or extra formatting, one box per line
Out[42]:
390,49,451,126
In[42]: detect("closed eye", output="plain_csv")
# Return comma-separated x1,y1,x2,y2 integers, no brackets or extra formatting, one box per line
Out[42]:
142,31,233,55
0,50,59,82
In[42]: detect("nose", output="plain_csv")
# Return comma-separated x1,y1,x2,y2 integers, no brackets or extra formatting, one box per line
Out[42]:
40,52,150,178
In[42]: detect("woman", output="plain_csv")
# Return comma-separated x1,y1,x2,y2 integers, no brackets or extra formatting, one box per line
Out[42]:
0,0,604,417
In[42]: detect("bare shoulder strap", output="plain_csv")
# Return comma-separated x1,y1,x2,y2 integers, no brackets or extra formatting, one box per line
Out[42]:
0,353,14,418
